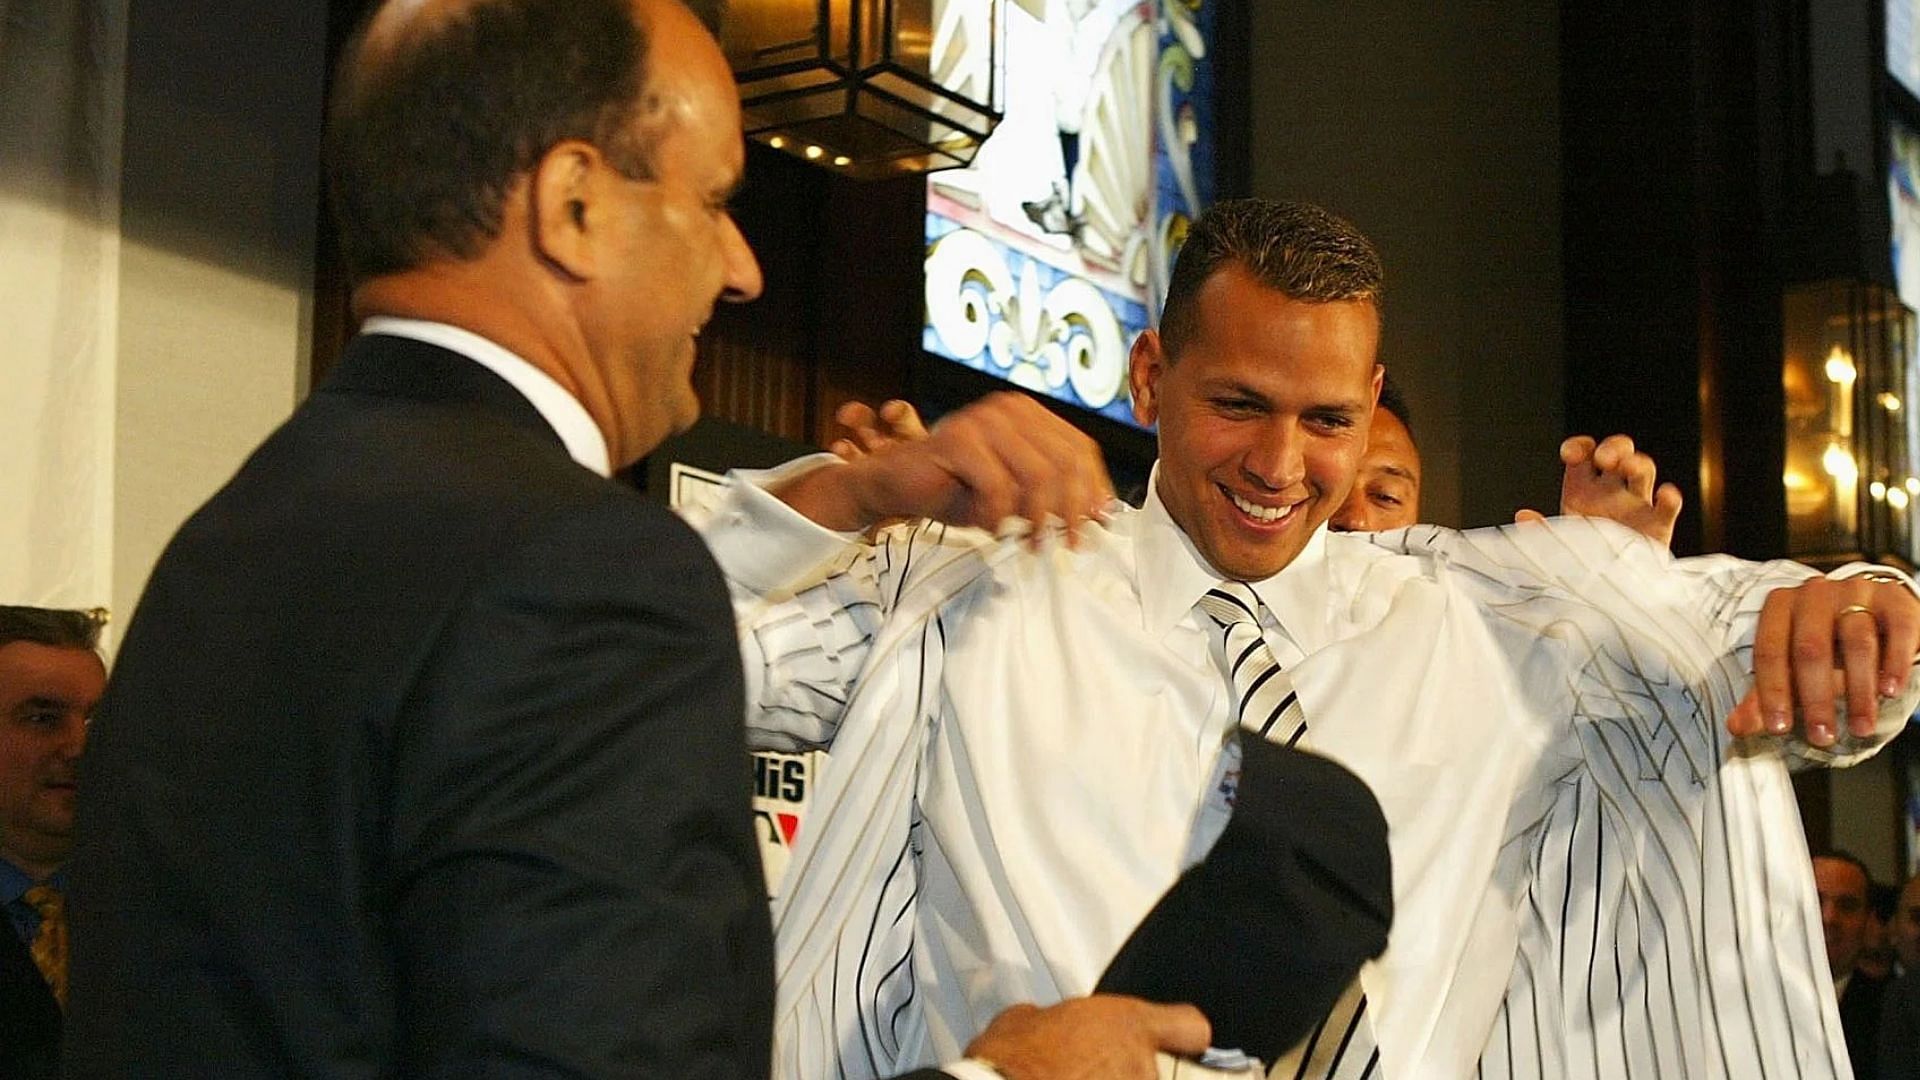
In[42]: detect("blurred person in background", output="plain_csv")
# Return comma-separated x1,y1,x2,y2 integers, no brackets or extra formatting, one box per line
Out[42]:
0,606,104,1080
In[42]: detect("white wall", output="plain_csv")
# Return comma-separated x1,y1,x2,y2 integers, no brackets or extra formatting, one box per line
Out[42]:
1830,756,1904,882
111,243,312,626
0,0,125,614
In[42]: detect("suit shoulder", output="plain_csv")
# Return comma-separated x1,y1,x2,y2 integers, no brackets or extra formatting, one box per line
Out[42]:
480,487,729,612
531,486,714,564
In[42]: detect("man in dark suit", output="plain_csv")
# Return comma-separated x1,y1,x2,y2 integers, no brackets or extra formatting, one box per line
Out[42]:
1818,850,1891,1080
64,0,1206,1076
0,606,103,1080
1878,875,1920,1080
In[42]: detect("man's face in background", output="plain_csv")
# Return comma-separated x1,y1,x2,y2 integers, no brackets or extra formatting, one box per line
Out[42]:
0,641,102,876
1330,405,1420,532
1814,856,1872,977
1891,877,1920,971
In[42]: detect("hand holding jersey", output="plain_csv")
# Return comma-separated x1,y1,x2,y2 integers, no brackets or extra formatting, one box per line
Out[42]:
778,391,1114,546
1515,433,1684,545
829,399,929,461
1515,430,1920,745
964,996,1211,1080
1731,573,1920,746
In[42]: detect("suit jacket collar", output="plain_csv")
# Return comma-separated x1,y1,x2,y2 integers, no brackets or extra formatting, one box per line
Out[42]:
359,318,611,475
0,901,57,1014
0,857,40,907
322,333,567,456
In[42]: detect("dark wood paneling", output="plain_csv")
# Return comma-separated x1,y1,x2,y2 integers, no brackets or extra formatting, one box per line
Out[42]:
1560,0,1793,560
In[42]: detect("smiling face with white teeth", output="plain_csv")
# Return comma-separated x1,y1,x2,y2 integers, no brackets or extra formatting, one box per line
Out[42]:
1129,262,1382,582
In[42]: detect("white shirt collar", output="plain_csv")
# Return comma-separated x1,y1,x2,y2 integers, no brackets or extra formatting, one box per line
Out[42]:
1133,462,1332,655
360,316,612,477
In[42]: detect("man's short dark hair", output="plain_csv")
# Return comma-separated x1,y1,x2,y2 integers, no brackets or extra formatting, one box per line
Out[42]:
326,0,724,280
1812,848,1874,888
1158,198,1384,361
1377,371,1413,445
0,606,105,654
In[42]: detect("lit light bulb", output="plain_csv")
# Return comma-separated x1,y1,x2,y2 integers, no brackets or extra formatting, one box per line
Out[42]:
1881,391,1903,412
1825,345,1857,386
832,155,851,167
1891,487,1911,511
804,145,824,160
1871,480,1888,500
1907,477,1920,495
1823,442,1859,485
768,135,786,149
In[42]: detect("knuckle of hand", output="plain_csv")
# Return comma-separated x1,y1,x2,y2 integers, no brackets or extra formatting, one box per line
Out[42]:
1790,638,1829,664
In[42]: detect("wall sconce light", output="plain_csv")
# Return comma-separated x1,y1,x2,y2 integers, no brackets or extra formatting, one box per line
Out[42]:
723,1,1005,179
1783,279,1919,565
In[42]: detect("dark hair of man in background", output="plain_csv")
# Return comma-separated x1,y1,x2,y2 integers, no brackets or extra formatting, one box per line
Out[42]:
0,609,102,655
1156,198,1384,361
1816,848,1876,885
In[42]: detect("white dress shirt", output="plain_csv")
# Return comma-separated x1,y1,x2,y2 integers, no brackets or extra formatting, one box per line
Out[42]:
691,457,1917,1080
361,316,611,477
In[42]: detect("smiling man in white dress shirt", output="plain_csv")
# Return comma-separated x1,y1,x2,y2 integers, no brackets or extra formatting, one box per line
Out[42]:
693,198,1920,1080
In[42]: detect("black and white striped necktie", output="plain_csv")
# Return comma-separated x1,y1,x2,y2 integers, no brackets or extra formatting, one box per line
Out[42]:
1196,582,1307,745
1199,583,1383,1079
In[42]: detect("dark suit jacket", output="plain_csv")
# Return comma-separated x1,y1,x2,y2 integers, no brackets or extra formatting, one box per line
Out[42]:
0,922,59,1080
1882,972,1919,1080
65,335,774,1077
1099,734,1392,1063
1843,969,1893,1080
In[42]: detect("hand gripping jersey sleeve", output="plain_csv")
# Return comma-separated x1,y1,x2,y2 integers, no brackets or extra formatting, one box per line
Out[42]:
692,456,996,754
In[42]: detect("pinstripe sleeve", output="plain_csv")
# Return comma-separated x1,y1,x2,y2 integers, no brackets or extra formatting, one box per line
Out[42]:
1405,518,1919,762
691,459,991,752
1668,553,1920,765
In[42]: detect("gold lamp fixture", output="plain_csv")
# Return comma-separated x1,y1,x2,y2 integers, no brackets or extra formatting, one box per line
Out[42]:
1782,279,1919,565
722,0,1004,178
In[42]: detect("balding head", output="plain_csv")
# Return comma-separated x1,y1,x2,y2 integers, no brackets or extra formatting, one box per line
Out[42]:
326,0,723,280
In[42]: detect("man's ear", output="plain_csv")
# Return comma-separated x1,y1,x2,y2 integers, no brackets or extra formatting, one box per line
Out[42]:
1129,328,1167,427
531,140,603,281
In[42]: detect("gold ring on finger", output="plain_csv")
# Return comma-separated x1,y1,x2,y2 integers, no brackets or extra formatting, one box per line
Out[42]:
1837,603,1875,620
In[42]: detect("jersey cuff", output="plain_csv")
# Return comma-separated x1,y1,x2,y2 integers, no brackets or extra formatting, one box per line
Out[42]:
696,454,865,594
